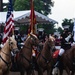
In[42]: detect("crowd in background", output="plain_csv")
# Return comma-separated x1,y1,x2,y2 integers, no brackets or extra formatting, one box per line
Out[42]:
0,28,74,50
0,32,27,49
0,29,75,71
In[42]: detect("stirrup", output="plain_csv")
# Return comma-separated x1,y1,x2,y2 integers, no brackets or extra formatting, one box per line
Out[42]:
54,61,59,67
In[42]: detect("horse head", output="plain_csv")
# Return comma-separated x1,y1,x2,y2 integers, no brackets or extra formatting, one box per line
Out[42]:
28,33,39,46
6,36,19,53
48,35,55,51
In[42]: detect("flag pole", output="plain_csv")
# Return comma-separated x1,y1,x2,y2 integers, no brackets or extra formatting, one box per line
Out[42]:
29,0,36,35
3,0,15,43
12,28,15,38
31,0,33,33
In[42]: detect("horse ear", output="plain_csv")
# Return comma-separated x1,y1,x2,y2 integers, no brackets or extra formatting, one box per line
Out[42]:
7,36,9,39
49,35,53,41
49,35,55,41
49,35,51,40
7,36,10,42
30,33,33,37
30,33,37,38
12,35,15,39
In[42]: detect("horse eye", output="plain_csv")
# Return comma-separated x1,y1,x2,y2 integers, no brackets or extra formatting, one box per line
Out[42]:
10,42,13,44
31,38,33,40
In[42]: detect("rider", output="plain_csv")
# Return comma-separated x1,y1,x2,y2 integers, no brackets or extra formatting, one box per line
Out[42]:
54,28,72,67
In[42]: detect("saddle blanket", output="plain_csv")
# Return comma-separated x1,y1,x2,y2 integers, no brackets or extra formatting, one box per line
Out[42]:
53,50,59,58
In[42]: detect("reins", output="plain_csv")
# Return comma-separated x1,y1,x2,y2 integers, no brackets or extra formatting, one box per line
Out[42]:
0,55,11,68
41,54,51,64
0,50,11,69
0,44,12,69
1,50,11,57
0,38,14,69
20,35,38,65
38,39,54,64
21,54,31,63
20,45,32,64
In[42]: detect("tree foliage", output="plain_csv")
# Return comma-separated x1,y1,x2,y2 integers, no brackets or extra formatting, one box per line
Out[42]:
62,18,74,32
43,23,56,34
58,27,63,33
3,0,15,11
14,0,54,15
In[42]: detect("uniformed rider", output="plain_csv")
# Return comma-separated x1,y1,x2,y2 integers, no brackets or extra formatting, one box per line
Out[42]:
54,29,72,67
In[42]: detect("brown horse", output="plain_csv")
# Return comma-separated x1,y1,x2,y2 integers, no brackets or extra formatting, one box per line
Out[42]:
62,45,75,75
52,45,75,75
0,36,18,75
16,33,39,75
36,35,55,75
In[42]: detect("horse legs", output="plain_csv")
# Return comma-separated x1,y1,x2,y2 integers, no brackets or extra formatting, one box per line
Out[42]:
37,68,43,75
59,68,63,75
52,67,60,75
71,71,74,75
3,70,10,75
20,71,25,75
26,69,33,75
47,69,51,75
31,70,35,75
52,67,64,75
65,67,71,75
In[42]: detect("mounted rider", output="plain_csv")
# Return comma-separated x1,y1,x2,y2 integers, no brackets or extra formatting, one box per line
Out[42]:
54,28,72,67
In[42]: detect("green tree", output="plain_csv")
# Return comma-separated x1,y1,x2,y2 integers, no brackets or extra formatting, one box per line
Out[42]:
14,0,54,15
58,27,63,33
43,22,56,34
3,0,16,11
62,18,74,32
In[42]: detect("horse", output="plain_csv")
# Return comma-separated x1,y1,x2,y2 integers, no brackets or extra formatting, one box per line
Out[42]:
0,36,18,75
52,44,75,75
16,33,39,75
61,44,75,75
35,35,55,75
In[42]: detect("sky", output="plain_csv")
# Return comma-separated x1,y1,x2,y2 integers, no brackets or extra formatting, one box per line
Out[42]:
3,0,75,28
48,0,75,28
3,0,8,3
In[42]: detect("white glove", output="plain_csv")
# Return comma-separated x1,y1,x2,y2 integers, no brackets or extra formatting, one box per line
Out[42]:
65,34,71,42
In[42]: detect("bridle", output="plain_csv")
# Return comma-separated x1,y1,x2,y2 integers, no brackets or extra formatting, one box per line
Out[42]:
0,38,18,69
21,36,39,64
23,36,38,49
40,39,55,64
30,36,39,46
47,39,55,51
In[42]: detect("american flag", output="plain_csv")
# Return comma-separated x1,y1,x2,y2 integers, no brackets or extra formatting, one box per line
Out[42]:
3,0,14,44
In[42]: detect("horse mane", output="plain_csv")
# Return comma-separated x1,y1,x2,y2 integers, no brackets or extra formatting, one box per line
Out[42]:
25,33,37,41
28,33,37,38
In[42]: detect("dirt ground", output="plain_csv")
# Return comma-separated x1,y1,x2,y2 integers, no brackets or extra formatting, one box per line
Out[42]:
9,70,69,75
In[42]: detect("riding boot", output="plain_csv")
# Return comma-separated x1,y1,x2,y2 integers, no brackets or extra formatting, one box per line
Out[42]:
54,55,61,67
